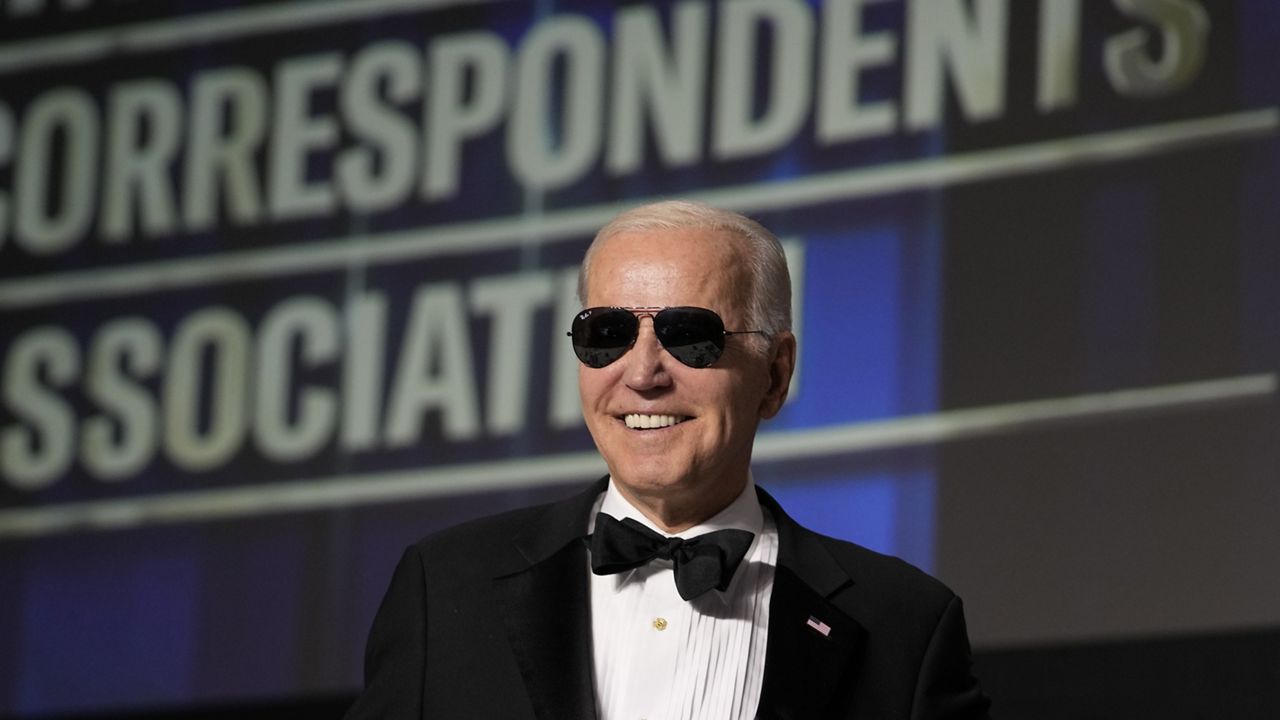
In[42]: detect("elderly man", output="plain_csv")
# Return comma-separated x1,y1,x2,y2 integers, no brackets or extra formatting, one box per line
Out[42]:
347,201,990,719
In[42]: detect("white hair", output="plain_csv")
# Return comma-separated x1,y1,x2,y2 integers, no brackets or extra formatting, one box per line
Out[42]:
578,200,792,339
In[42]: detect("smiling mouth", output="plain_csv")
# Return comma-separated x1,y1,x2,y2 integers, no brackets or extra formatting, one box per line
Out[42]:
623,413,690,430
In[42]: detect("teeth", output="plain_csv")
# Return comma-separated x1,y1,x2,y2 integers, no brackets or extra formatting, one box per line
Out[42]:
624,414,688,429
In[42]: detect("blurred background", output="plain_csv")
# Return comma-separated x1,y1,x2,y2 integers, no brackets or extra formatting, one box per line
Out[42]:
1,1,1277,717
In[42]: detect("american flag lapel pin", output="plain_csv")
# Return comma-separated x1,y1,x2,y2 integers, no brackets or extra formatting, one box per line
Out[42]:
806,615,832,637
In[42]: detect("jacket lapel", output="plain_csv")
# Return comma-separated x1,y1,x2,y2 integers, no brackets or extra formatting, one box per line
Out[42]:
756,489,867,720
488,480,867,719
492,479,607,720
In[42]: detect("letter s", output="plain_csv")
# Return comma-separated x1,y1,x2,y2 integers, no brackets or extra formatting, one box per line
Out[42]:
1105,0,1209,97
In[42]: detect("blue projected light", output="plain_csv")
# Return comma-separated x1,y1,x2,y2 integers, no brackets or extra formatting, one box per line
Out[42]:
761,467,937,574
763,219,941,574
766,476,897,554
18,537,200,714
792,227,906,424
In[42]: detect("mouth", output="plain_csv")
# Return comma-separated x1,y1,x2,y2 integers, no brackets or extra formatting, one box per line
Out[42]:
622,413,690,430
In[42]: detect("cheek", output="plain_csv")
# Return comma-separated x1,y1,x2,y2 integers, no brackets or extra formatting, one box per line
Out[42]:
721,377,769,423
705,380,757,422
578,366,624,414
577,367,604,401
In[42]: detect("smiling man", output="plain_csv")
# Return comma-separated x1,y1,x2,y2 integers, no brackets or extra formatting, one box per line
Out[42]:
347,201,990,719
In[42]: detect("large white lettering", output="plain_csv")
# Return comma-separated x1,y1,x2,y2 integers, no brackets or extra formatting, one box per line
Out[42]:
1037,0,1083,112
471,274,556,435
1106,0,1209,97
13,89,99,254
337,41,422,213
1,328,79,489
713,0,813,160
607,1,708,174
818,0,899,144
82,318,162,481
0,0,1215,260
549,268,587,430
182,68,269,232
163,307,252,472
384,283,481,445
0,252,809,491
508,15,607,190
254,296,340,462
99,80,183,243
423,32,509,201
268,53,342,221
339,291,389,453
905,0,1010,130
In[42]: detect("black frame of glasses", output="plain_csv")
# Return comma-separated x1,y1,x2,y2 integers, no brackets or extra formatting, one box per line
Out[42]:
567,306,765,368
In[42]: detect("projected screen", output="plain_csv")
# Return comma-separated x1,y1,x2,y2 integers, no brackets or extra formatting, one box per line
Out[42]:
1,1,1277,716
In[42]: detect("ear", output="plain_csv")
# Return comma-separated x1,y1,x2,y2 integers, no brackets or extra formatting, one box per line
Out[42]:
758,331,796,419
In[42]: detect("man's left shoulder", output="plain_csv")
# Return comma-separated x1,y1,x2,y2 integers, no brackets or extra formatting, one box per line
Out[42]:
763,489,950,595
774,508,959,618
817,531,951,597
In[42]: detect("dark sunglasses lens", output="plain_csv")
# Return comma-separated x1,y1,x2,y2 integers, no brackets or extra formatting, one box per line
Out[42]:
655,307,725,368
570,308,638,368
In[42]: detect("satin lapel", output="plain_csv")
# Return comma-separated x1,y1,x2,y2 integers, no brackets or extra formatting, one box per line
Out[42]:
493,478,607,720
756,489,867,720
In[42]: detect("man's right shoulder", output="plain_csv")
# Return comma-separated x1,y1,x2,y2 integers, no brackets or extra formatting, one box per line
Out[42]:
405,480,601,571
412,500,554,552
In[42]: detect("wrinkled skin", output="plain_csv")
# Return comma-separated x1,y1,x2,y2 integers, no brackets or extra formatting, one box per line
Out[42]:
578,227,795,533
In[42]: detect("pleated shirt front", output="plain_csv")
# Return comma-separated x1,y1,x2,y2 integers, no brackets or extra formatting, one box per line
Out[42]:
588,478,778,720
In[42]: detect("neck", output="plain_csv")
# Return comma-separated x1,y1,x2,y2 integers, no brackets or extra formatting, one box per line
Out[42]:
613,476,749,534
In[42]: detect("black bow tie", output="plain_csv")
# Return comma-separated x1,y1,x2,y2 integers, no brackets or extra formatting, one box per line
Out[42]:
588,512,755,601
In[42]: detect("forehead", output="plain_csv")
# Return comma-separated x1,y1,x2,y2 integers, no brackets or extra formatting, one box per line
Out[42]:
585,227,748,306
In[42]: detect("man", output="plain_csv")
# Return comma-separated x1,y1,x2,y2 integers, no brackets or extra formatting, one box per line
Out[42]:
347,200,990,719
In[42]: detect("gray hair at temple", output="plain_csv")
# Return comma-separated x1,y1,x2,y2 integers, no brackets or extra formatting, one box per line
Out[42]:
577,200,793,348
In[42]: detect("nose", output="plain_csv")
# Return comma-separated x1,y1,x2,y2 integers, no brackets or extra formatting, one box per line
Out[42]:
623,318,673,391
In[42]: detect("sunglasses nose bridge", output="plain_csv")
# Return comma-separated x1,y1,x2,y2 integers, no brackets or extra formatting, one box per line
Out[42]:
625,308,661,347
621,316,672,380
629,308,659,325
629,314,663,353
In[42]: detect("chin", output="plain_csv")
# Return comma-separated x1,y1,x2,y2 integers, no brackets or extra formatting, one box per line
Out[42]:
611,461,694,493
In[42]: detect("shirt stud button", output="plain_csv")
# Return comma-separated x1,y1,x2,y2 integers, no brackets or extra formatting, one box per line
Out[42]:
652,617,668,631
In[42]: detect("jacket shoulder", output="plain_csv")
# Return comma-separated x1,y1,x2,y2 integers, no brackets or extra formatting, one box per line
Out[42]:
409,480,600,574
779,518,959,626
823,533,952,598
408,500,553,562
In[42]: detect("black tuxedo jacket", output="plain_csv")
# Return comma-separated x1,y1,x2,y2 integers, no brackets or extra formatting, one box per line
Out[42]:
346,478,990,719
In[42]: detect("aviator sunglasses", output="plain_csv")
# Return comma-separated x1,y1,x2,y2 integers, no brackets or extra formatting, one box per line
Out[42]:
568,306,765,369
